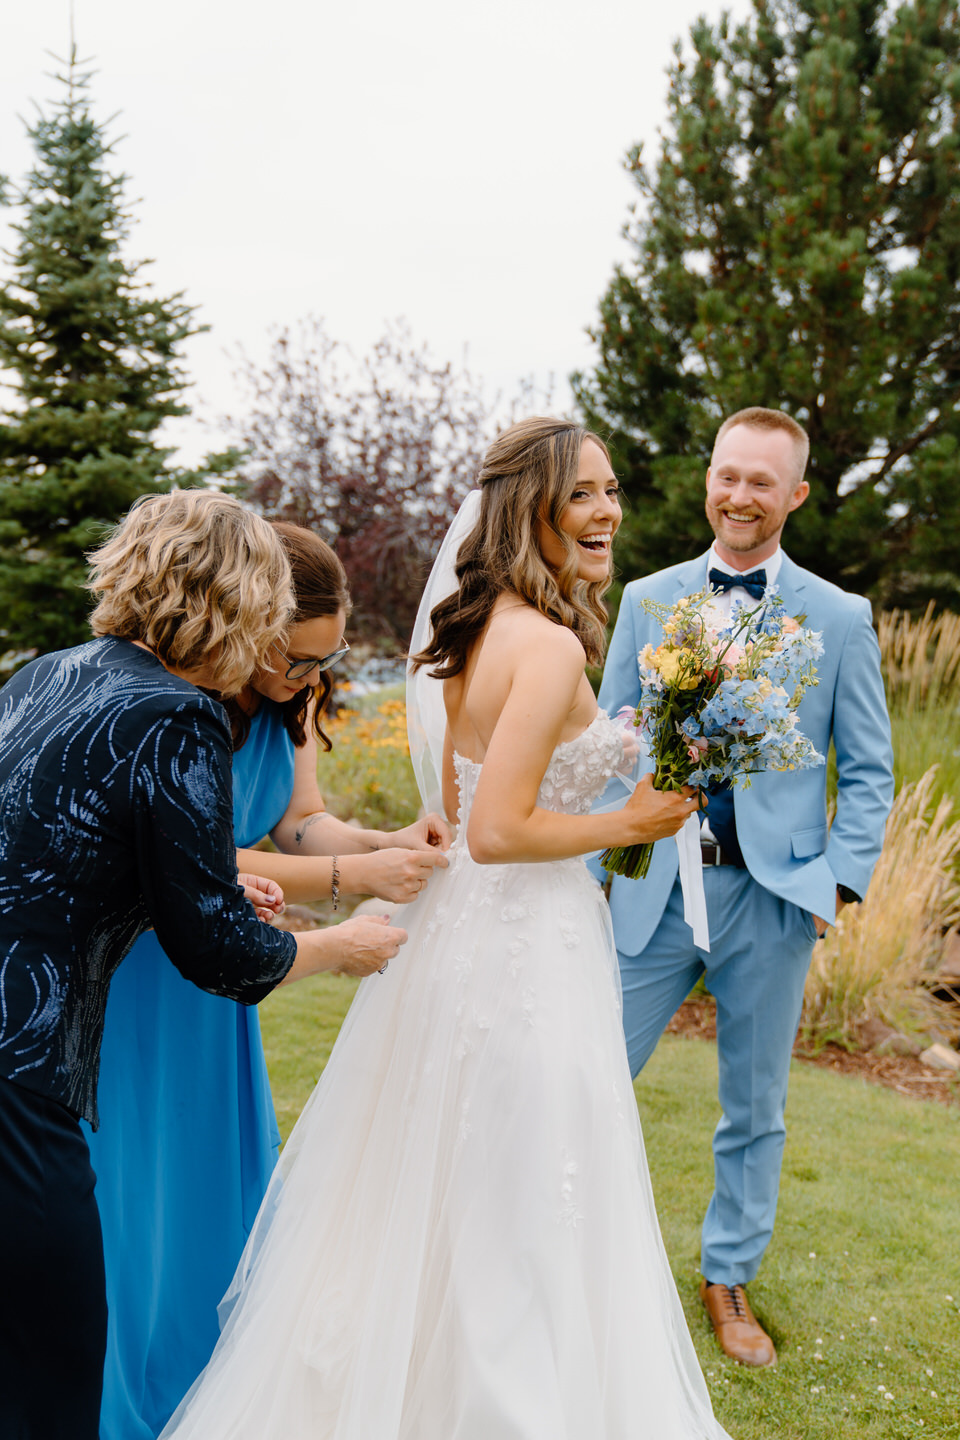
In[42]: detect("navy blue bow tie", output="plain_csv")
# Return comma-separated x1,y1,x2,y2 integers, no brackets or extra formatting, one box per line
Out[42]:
708,567,767,601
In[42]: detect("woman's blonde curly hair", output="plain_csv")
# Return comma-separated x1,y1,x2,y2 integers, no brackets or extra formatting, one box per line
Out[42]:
87,490,295,697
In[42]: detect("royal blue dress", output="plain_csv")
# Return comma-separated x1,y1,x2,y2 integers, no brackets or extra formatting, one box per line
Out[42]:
85,700,296,1440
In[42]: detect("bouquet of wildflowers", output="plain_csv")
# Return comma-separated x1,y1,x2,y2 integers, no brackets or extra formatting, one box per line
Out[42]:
600,585,825,880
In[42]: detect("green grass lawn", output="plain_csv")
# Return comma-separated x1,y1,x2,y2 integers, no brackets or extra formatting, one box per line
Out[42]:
260,983,960,1440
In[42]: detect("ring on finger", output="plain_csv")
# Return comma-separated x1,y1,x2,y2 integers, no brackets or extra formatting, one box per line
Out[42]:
378,961,389,974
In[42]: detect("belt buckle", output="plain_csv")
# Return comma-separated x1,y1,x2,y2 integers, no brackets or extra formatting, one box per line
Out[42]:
701,840,722,867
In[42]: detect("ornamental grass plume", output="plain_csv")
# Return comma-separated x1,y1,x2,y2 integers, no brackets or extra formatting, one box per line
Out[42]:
878,606,960,805
878,604,960,711
801,767,960,1052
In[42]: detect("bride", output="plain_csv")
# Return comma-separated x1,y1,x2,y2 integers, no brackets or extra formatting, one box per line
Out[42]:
162,417,729,1439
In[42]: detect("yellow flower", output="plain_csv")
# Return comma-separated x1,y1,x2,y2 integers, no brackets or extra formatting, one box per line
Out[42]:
653,645,700,690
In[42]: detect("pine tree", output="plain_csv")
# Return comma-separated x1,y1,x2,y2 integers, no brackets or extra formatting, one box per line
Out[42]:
574,0,960,610
0,50,213,664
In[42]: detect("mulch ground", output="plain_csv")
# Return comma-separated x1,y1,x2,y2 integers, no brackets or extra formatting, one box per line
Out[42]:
666,995,959,1108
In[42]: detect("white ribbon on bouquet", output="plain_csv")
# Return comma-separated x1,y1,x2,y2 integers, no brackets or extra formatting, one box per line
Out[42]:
597,716,711,952
675,811,710,950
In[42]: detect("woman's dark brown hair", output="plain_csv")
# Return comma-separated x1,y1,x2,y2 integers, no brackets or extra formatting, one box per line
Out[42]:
229,522,352,752
410,416,613,679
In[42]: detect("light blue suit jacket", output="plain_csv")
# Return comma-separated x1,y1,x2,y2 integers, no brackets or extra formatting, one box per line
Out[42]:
595,550,894,957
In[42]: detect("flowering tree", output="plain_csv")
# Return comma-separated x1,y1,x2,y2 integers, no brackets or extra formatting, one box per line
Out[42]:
231,320,502,644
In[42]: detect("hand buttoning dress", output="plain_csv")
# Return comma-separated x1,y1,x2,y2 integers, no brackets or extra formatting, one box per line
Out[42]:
85,699,296,1440
161,712,730,1440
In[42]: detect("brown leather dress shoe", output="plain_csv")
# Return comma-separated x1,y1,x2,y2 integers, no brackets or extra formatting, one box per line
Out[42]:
699,1280,777,1367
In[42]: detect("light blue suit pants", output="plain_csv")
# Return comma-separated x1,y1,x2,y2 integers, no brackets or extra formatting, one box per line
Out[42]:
621,865,817,1287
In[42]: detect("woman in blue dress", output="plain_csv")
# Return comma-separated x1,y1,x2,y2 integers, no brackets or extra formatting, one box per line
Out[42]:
87,523,451,1440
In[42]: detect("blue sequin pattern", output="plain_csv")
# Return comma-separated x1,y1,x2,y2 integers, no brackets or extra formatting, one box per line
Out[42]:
0,637,296,1126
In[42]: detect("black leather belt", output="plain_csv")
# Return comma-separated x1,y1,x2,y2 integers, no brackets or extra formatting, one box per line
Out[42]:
700,839,742,867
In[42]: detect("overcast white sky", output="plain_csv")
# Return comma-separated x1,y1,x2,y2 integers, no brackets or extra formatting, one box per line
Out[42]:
1,0,750,461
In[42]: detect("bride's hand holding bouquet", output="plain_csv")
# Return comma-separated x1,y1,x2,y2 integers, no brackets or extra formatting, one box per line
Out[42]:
617,773,699,845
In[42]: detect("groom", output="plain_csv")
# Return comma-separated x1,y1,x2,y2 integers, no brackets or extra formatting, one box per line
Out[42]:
596,407,893,1365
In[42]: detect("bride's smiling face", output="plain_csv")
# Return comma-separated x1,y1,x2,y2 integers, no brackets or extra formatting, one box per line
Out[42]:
538,438,621,581
252,610,348,704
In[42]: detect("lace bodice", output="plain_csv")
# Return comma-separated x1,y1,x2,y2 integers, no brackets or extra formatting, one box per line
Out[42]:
453,710,625,825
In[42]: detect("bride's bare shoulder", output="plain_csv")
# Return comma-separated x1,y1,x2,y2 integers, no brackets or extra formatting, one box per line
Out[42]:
485,598,586,666
446,599,587,757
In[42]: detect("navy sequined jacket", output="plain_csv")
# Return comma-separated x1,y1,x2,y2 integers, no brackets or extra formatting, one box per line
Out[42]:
0,637,296,1126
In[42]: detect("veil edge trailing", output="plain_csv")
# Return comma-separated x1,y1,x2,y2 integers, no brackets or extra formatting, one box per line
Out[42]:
405,489,482,816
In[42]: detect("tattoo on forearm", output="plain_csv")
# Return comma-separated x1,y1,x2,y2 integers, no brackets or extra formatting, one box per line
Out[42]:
295,813,329,847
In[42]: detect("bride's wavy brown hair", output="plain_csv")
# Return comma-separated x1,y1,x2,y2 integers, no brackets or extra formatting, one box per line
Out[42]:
410,417,614,678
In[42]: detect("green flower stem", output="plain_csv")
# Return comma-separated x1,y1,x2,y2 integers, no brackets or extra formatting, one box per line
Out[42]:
599,841,654,880
599,758,696,880
601,674,714,881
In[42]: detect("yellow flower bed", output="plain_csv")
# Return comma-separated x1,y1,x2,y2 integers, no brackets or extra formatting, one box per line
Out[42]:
319,695,423,831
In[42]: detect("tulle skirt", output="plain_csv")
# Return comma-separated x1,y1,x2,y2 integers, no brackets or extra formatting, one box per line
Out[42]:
162,844,729,1439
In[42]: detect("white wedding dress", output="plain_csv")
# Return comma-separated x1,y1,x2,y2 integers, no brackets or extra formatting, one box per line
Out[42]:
161,713,729,1439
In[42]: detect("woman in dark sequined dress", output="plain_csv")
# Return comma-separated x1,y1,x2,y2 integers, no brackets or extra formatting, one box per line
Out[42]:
0,490,404,1440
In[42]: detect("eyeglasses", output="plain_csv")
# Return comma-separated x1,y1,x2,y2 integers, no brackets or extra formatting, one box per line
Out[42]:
273,640,351,681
